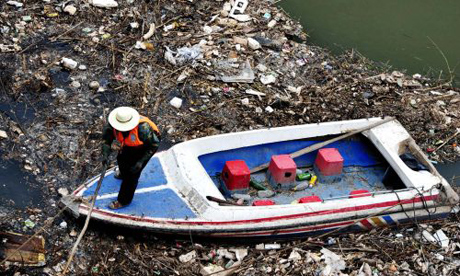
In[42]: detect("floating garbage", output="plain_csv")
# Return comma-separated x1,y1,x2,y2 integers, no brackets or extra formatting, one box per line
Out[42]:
64,5,77,15
179,250,196,263
2,0,460,274
89,81,100,90
229,0,251,22
267,20,277,28
241,98,250,105
309,175,318,188
0,130,8,139
229,248,248,262
24,219,35,229
422,230,436,243
7,1,23,8
257,190,275,198
165,44,202,66
245,89,266,98
296,172,312,181
256,243,281,250
265,106,274,113
264,243,281,250
260,74,276,85
288,249,302,262
250,179,267,190
247,37,261,50
434,229,449,248
61,57,78,70
170,97,183,109
292,182,309,191
135,41,154,51
90,0,118,8
232,193,251,201
321,248,346,276
142,23,156,39
0,232,46,267
200,264,225,276
57,187,69,197
220,60,255,83
59,221,68,229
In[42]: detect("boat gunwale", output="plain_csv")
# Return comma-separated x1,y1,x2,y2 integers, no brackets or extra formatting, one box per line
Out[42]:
76,192,439,226
74,195,445,234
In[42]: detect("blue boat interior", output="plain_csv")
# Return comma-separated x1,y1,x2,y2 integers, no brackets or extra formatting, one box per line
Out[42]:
82,157,196,219
199,134,407,205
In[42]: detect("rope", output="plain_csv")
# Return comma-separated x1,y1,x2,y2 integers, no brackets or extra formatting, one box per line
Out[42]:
216,184,449,276
60,163,107,276
313,184,442,239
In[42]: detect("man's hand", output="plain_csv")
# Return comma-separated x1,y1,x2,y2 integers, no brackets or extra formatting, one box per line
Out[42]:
130,161,143,174
102,144,111,166
111,140,122,151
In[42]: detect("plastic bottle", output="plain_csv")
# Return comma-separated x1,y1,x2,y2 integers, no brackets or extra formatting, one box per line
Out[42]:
292,182,309,191
296,172,312,181
258,190,275,198
250,179,267,190
232,193,251,201
308,175,317,188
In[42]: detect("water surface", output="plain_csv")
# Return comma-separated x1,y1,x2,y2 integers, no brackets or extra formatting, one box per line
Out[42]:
281,0,460,182
0,156,42,208
281,0,460,85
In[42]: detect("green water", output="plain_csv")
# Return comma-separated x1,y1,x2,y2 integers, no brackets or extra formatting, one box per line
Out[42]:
280,0,460,181
281,0,460,85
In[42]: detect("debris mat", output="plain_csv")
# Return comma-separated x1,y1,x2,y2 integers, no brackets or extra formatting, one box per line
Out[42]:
0,0,459,275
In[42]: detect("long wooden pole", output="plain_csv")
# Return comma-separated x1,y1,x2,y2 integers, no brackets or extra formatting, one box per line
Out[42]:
61,164,108,275
250,117,394,174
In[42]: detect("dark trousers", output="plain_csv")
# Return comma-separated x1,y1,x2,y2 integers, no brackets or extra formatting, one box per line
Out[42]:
116,146,152,205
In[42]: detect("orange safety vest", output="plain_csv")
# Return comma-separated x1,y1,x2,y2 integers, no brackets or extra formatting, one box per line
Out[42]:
113,115,160,147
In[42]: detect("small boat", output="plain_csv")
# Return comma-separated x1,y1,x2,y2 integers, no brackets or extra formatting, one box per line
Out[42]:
61,118,458,239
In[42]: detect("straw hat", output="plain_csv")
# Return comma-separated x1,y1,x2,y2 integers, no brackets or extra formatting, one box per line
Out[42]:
108,107,140,132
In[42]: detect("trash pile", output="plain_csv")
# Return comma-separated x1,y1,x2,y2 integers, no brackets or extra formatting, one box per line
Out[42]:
12,221,459,276
0,0,459,275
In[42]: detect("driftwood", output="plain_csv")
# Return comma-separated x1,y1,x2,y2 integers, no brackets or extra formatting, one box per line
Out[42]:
206,196,243,206
0,231,45,266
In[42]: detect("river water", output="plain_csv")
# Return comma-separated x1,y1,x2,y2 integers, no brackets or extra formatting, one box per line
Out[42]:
280,0,460,182
280,0,460,86
0,153,42,209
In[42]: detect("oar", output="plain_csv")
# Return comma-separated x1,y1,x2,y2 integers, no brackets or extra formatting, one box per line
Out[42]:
250,117,395,174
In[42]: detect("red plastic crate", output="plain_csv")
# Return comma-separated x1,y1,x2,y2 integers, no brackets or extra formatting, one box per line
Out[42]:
349,190,371,198
221,160,250,191
298,195,322,203
268,155,297,184
252,200,275,206
314,148,344,176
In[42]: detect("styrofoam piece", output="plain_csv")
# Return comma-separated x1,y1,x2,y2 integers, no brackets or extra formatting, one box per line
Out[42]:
422,230,436,243
90,0,118,8
434,229,449,248
229,0,248,17
170,97,183,109
61,57,78,69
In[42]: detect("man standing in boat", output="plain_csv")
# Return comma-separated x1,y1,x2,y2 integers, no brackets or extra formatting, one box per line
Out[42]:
102,107,161,209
